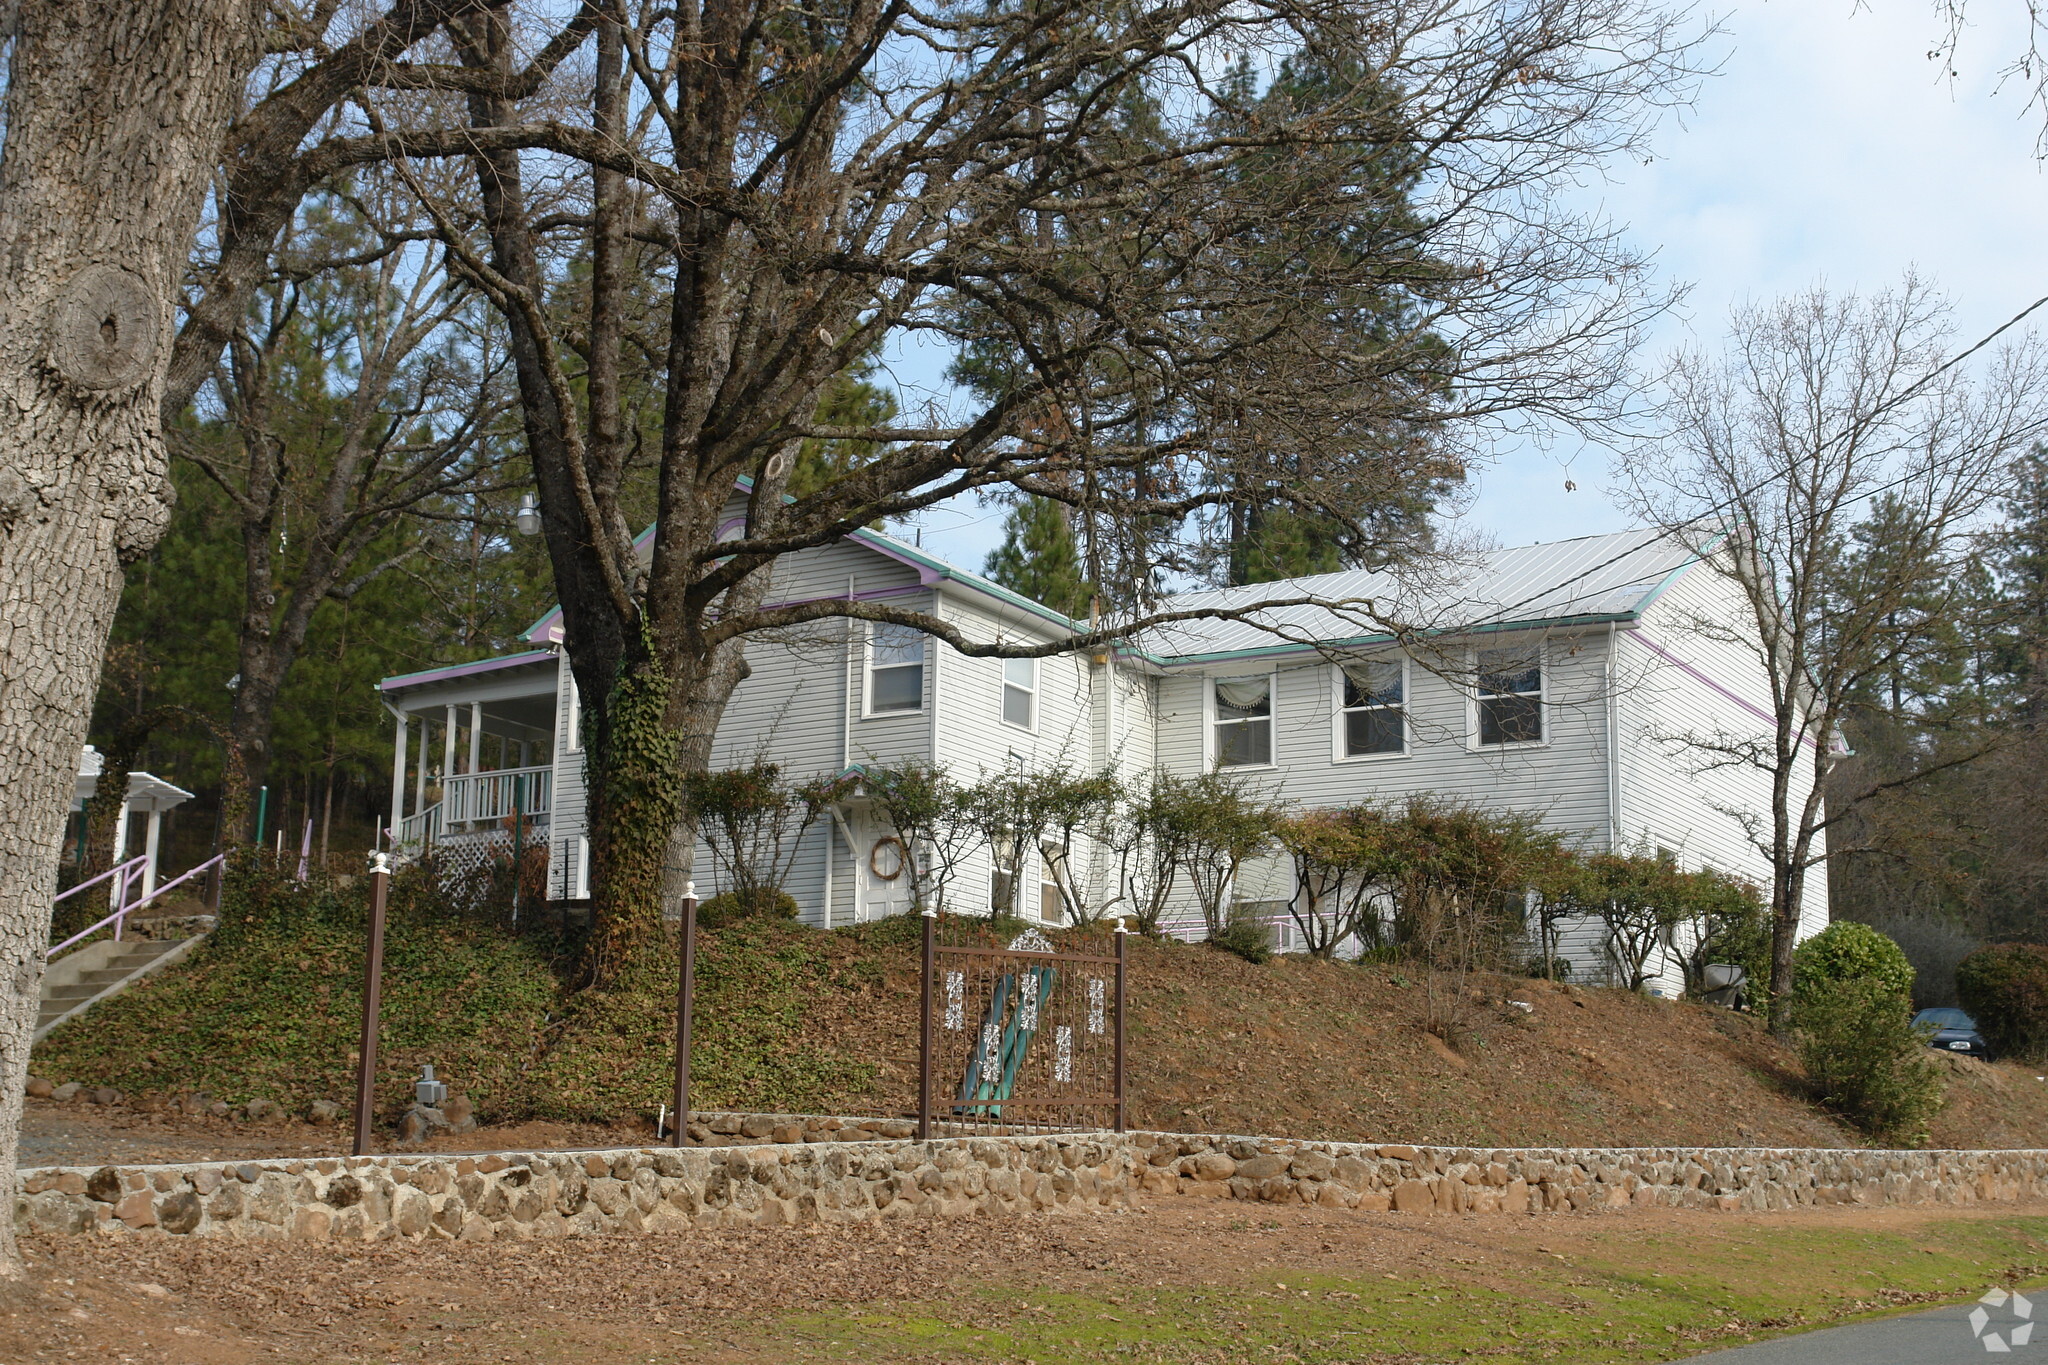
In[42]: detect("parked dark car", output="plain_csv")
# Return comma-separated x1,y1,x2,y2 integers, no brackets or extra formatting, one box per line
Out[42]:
1912,1008,1993,1060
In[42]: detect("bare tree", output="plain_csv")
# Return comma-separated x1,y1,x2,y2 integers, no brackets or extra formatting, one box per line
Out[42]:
1618,278,2048,1029
182,180,514,826
357,0,1707,983
0,0,266,1280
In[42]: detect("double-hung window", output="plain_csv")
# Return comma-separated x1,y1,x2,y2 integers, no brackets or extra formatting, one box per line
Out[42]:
1475,646,1543,746
1338,659,1404,757
1212,675,1273,767
1002,656,1036,729
868,624,926,713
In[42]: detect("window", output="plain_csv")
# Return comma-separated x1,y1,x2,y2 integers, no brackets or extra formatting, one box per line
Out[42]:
990,833,1019,914
1338,659,1404,757
867,623,925,713
1475,646,1542,746
564,675,583,752
1002,656,1036,729
1038,845,1063,923
1212,674,1273,767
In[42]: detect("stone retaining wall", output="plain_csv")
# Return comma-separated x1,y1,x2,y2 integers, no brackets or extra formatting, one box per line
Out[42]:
14,1133,1134,1242
19,1126,2048,1242
1124,1132,2048,1214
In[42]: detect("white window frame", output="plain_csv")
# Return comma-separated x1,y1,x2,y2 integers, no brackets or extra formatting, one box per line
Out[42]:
864,622,927,717
1469,641,1547,750
1331,656,1409,763
564,674,583,753
1208,671,1278,770
1001,655,1038,732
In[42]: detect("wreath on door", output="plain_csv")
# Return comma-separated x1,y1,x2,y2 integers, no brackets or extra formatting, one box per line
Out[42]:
869,836,906,881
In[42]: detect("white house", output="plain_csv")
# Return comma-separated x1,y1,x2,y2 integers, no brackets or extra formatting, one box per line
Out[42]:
376,515,1828,996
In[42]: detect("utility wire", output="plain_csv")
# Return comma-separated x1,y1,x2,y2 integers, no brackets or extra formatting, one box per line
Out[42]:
1465,291,2048,629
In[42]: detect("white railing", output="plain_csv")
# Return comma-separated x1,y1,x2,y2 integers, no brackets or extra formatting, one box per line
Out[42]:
397,802,442,847
441,766,551,826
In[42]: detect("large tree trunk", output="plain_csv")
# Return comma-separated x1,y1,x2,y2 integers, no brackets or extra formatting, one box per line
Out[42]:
0,0,259,1277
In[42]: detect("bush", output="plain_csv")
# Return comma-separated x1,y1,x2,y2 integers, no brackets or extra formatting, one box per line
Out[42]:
1208,916,1273,965
1793,922,1915,1004
1796,977,1946,1144
696,887,799,930
1957,943,2048,1060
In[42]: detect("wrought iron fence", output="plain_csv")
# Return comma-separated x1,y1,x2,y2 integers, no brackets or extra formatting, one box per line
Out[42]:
919,913,1125,1138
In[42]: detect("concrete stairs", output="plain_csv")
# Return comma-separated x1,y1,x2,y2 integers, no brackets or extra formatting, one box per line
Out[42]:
35,934,206,1042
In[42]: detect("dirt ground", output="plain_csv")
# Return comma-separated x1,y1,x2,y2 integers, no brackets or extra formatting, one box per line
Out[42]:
5,1196,2046,1365
807,937,2048,1151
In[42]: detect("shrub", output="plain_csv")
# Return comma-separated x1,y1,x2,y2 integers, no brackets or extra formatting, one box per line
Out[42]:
1793,922,1915,1004
695,887,799,930
1957,943,2048,1060
1796,977,1945,1144
1208,916,1273,965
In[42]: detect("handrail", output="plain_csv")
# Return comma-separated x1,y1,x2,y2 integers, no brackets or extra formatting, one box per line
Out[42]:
51,854,149,905
47,853,226,962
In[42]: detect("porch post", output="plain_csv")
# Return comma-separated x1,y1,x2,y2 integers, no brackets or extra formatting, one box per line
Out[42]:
142,805,163,899
468,701,483,774
108,795,131,908
388,711,408,841
412,716,428,825
441,703,458,782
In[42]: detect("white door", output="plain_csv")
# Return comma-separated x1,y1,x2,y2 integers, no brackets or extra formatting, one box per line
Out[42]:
860,822,916,921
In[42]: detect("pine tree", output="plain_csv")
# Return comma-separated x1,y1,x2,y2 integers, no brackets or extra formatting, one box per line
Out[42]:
983,496,1093,619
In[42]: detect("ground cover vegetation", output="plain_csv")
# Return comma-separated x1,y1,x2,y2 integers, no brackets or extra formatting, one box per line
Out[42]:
39,840,2047,1152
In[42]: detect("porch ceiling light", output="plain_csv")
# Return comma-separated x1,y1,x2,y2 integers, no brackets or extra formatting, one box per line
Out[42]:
515,492,542,537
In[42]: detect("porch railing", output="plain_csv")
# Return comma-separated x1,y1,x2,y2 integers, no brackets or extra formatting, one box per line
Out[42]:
442,766,551,826
393,766,551,851
396,802,442,847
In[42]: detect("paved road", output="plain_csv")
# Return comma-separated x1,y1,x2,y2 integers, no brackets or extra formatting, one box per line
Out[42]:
1689,1296,2038,1363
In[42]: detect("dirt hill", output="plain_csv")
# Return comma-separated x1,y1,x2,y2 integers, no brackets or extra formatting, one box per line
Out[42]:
30,912,2048,1151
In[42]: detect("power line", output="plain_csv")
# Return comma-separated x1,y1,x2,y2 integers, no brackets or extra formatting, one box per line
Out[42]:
1466,292,2048,629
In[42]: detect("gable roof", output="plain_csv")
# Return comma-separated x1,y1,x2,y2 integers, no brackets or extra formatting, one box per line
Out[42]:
517,509,1085,646
1130,528,1701,665
459,512,1698,684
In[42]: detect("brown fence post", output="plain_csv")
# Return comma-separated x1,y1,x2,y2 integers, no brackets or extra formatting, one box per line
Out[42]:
672,881,698,1148
1113,918,1128,1133
918,906,936,1140
352,851,391,1156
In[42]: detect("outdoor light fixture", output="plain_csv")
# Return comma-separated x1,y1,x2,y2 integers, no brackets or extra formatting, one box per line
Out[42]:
515,492,541,537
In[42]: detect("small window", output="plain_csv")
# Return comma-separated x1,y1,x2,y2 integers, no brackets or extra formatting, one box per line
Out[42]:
1002,656,1036,729
1038,845,1062,923
1476,646,1542,746
1213,674,1273,767
564,675,583,752
990,832,1019,914
868,623,925,713
1339,659,1404,756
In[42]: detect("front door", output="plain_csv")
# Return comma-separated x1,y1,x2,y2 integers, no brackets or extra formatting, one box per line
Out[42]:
860,820,916,921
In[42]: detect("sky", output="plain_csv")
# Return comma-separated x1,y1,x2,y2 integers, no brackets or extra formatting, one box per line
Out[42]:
891,1,2048,575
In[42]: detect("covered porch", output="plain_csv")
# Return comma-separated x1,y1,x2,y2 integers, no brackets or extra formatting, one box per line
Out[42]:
379,650,560,857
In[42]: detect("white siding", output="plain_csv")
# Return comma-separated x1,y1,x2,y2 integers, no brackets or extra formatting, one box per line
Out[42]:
1605,564,1830,993
547,649,587,901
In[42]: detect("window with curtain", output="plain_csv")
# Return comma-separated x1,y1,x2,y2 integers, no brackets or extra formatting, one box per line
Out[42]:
1339,659,1404,756
1476,646,1542,745
868,623,925,712
1002,656,1036,729
1213,674,1273,766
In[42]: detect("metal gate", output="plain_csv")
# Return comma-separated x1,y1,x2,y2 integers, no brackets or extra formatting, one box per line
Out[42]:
918,912,1125,1137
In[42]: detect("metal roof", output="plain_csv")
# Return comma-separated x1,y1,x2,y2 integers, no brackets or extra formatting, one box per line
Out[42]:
1130,528,1702,664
